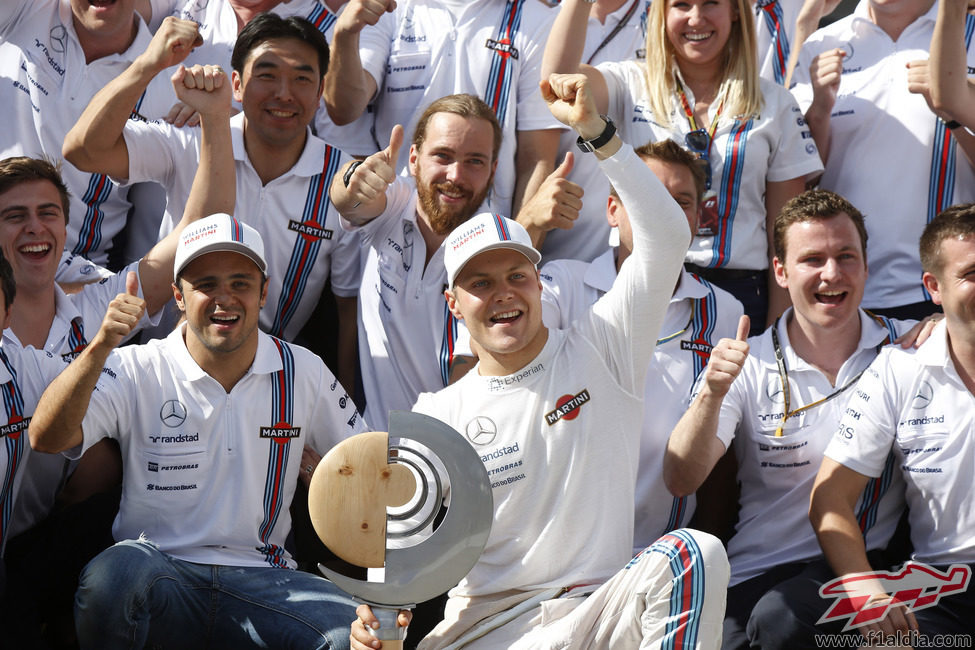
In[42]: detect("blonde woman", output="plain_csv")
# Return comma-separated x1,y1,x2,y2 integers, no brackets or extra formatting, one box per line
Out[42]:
543,0,823,333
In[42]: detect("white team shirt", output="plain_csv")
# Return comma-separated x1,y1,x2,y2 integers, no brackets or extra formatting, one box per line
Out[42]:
168,0,377,157
754,0,803,85
358,0,562,217
791,1,975,309
826,320,975,565
122,112,360,340
708,309,909,585
540,0,648,263
3,262,157,540
347,178,473,430
0,0,178,266
0,344,67,555
413,143,689,598
76,325,366,568
541,255,744,554
598,60,823,270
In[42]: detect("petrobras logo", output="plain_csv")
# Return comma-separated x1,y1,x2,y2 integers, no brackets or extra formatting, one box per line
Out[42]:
818,562,971,631
545,389,591,426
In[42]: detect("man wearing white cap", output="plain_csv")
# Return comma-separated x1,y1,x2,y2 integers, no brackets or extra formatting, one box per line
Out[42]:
351,73,729,650
29,213,365,649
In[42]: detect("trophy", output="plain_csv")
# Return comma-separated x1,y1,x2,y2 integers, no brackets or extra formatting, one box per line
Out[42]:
308,410,493,649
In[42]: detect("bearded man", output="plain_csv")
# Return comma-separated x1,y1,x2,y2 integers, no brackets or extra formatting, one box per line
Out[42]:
330,93,500,428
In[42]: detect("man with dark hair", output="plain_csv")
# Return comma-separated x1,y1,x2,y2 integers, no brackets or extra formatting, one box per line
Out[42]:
29,211,364,649
64,12,361,365
329,93,503,429
666,189,935,649
809,202,975,646
539,138,745,553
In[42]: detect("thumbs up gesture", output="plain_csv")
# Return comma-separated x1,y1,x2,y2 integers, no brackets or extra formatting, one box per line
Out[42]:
700,314,751,400
336,124,403,216
515,151,584,240
93,272,147,351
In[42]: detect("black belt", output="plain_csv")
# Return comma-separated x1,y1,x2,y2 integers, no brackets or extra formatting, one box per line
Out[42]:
684,263,765,281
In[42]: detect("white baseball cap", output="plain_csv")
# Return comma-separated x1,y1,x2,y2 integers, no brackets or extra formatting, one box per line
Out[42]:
173,213,267,281
443,212,541,287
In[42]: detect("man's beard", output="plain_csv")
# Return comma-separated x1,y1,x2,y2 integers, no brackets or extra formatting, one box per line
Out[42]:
416,176,492,236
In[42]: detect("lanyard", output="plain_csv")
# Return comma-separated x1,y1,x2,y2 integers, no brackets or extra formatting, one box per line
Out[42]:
769,315,890,437
675,81,724,148
586,0,643,65
656,314,693,346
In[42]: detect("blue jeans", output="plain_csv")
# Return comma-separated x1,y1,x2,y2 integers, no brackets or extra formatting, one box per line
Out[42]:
75,538,357,649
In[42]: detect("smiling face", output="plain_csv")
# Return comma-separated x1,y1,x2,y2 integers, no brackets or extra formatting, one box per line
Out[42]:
70,0,138,56
446,248,547,375
773,213,867,334
174,251,267,362
924,236,975,330
0,179,67,298
665,0,737,73
233,37,323,151
410,112,497,236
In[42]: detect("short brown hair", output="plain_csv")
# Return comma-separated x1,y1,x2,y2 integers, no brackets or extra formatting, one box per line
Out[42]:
773,190,867,261
610,139,707,201
920,203,975,275
412,94,502,163
0,156,70,224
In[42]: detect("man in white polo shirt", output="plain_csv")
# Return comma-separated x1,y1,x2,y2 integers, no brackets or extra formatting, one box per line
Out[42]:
329,94,500,430
29,213,365,649
0,0,180,270
809,203,975,646
64,13,360,349
324,0,563,221
539,138,744,552
666,190,920,649
791,0,975,319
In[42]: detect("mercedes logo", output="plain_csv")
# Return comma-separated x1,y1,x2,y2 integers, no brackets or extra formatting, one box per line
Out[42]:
465,416,497,446
765,375,784,403
49,25,67,54
911,381,933,410
160,399,187,427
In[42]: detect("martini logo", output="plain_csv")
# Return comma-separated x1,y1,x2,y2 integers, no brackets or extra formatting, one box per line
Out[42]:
681,340,713,354
545,389,590,426
485,38,519,59
260,422,302,442
818,562,971,631
288,220,333,242
0,416,29,438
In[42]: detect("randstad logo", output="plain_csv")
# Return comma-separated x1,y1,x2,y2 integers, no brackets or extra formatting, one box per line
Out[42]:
818,562,971,631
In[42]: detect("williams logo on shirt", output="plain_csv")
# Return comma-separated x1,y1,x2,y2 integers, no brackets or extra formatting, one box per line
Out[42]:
260,424,302,440
289,220,333,242
545,389,591,426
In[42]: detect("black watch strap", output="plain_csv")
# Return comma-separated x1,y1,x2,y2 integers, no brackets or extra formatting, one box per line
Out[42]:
576,116,617,153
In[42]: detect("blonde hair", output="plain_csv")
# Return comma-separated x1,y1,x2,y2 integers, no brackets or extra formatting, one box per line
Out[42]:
643,0,763,129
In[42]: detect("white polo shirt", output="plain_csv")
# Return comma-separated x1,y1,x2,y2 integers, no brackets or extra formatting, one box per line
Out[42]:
347,178,473,430
0,345,67,555
540,0,648,263
76,325,366,568
0,0,178,266
4,262,157,541
358,0,562,218
122,112,359,341
413,143,688,601
541,254,743,554
753,0,802,85
169,0,377,157
826,321,975,565
791,2,975,309
707,309,910,585
598,60,823,270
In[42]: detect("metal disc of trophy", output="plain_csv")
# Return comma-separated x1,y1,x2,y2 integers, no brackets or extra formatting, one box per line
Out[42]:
308,410,493,649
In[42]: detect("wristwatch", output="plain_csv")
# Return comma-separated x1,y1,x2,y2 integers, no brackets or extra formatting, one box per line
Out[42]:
576,116,616,153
